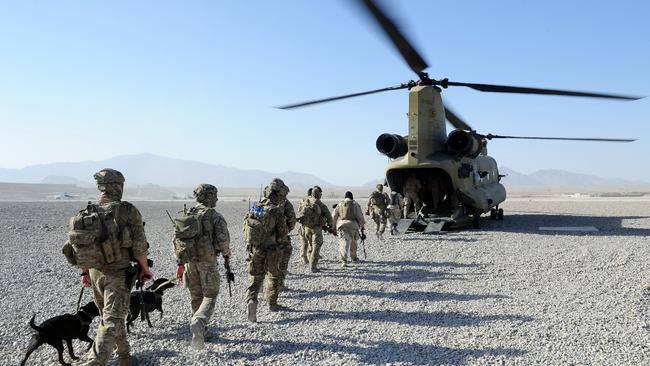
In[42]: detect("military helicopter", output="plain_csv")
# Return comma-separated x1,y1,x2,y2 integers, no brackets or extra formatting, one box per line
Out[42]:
279,0,642,233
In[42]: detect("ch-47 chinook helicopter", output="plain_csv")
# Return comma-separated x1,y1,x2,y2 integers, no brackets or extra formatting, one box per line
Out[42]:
279,0,642,233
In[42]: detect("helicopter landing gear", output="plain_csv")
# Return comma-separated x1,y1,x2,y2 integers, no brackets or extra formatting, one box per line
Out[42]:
490,207,504,220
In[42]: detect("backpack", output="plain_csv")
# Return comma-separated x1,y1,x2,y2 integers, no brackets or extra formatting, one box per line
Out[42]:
339,200,355,221
172,206,215,264
297,198,322,227
62,202,123,269
370,191,388,209
243,203,271,250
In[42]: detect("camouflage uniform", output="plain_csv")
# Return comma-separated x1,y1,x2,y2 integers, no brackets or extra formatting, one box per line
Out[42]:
245,184,289,320
297,192,312,264
271,179,295,289
332,194,365,265
366,184,390,238
403,174,422,218
178,184,230,350
301,186,333,272
387,191,404,235
78,169,150,366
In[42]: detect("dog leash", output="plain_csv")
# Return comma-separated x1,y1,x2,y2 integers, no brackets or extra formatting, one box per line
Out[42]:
76,286,84,312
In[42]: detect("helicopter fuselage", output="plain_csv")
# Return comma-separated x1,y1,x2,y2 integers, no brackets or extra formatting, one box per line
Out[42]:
378,85,506,226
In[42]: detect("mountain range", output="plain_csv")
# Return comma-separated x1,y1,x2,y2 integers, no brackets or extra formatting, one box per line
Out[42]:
0,153,331,188
1,153,647,189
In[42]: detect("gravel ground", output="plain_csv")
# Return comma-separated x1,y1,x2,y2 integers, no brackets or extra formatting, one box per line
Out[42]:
2,198,650,365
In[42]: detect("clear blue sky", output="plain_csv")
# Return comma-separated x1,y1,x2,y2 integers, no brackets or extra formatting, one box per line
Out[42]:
0,0,648,185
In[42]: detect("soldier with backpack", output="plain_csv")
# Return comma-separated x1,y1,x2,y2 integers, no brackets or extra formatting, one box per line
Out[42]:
387,191,404,235
297,186,333,273
366,184,390,239
62,169,152,366
332,191,365,266
297,187,313,264
269,178,296,291
243,181,290,321
172,184,231,350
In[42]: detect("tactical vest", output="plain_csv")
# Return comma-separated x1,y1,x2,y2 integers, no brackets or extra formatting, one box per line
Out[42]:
297,198,322,228
339,200,355,221
62,202,131,269
172,206,216,264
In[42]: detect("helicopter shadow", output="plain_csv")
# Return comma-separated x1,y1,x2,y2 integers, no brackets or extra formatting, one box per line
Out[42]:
285,288,510,303
483,212,650,236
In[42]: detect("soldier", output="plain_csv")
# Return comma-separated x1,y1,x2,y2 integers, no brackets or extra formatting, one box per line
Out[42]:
266,178,295,294
297,187,313,264
387,190,404,235
298,186,333,273
403,174,422,218
244,181,290,321
366,184,390,239
332,191,365,266
174,184,231,350
63,169,152,366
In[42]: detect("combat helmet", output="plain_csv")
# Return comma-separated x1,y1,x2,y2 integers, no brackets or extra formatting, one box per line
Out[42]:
269,178,289,197
193,183,218,198
93,168,125,184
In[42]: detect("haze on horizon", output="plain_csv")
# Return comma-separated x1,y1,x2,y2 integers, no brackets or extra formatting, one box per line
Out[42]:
0,0,648,186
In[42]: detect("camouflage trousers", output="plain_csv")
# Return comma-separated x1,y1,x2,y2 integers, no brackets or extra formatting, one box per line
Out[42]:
404,193,421,218
298,225,311,262
84,268,133,366
278,243,292,287
183,262,220,335
246,247,282,305
303,226,324,271
371,207,387,236
338,227,359,263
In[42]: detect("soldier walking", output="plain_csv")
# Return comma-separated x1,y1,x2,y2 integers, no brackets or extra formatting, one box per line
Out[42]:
63,169,152,366
297,186,333,273
244,181,290,321
332,191,365,266
297,188,313,263
387,190,404,235
403,174,422,218
265,178,295,295
174,184,231,350
366,184,390,239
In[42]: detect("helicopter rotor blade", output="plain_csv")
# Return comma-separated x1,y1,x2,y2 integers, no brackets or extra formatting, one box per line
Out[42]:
445,81,643,101
358,0,429,78
484,134,636,142
443,103,472,131
276,83,411,110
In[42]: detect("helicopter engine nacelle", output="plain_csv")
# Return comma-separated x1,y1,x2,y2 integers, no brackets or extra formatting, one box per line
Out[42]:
446,130,483,158
376,133,408,159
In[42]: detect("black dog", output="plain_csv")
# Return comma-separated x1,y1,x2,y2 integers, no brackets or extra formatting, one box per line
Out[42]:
127,278,175,333
21,301,100,366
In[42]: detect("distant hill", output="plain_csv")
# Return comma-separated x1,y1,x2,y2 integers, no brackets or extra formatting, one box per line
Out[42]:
364,167,649,189
499,167,648,188
0,153,332,188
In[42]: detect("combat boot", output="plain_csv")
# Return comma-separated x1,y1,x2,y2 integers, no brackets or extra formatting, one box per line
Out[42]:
190,322,205,350
247,300,258,323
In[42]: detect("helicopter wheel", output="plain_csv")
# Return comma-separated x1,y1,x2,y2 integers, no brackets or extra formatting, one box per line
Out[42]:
472,214,480,229
497,208,504,220
490,208,497,220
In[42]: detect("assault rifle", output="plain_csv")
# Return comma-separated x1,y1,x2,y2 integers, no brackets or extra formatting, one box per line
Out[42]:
223,257,235,297
360,228,367,259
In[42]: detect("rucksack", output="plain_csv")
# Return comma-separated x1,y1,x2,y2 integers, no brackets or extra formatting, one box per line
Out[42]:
62,202,123,269
297,198,322,227
243,203,271,250
370,191,388,209
339,200,355,221
172,206,215,264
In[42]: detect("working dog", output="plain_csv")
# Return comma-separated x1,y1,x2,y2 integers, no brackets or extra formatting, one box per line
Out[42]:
126,277,175,333
21,301,100,366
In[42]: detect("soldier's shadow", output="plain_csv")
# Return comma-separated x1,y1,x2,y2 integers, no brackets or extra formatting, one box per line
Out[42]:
285,288,510,302
225,334,527,365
